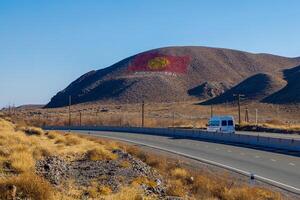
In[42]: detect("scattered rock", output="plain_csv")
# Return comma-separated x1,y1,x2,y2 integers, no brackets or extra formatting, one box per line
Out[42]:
36,149,167,198
36,156,69,185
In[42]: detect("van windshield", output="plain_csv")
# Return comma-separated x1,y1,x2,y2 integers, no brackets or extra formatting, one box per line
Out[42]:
209,120,220,126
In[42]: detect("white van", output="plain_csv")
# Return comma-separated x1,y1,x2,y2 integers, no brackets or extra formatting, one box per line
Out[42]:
207,116,235,134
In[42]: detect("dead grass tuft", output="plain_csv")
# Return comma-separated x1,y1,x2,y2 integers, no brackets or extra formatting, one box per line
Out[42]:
0,173,54,200
86,147,117,161
21,126,45,136
99,185,113,196
64,135,82,146
9,151,35,173
104,186,148,200
170,168,189,180
131,176,157,188
166,179,186,197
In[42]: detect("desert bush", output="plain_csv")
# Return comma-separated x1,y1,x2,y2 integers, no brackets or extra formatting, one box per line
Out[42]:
0,173,54,200
46,131,58,139
9,150,34,173
99,185,113,196
222,186,282,200
64,135,82,146
21,126,44,136
131,176,157,188
87,182,112,198
55,137,65,144
170,168,189,180
86,147,117,161
32,146,52,160
166,179,186,197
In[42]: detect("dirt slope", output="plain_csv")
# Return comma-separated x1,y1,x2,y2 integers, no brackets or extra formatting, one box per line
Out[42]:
263,65,300,104
202,73,286,104
46,46,300,108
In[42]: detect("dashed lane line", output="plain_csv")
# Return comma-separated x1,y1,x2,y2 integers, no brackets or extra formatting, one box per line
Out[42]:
289,162,295,166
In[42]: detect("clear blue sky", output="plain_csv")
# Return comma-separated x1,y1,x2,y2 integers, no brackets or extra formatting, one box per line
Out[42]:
1,0,300,108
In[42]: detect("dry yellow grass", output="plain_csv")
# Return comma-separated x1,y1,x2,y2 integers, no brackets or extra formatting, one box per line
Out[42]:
104,186,151,200
170,168,189,179
166,179,186,197
0,173,54,200
20,126,45,136
10,151,35,173
0,117,285,200
131,176,157,188
86,146,117,161
122,144,283,200
0,117,124,199
119,160,131,168
86,182,113,198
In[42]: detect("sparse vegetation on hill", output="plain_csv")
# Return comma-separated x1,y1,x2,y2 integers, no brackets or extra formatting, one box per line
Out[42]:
45,46,300,108
0,116,285,199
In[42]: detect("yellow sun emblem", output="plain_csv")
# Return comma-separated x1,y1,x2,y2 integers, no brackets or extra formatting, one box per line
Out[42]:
147,57,170,70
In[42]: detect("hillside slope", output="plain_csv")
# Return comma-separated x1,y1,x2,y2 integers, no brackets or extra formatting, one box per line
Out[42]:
202,73,286,104
46,46,300,108
263,65,300,104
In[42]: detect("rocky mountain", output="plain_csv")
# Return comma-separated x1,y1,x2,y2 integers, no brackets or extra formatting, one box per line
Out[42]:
45,46,300,108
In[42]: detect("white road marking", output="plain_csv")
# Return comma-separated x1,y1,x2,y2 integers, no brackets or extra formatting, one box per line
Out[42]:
289,162,295,166
255,155,260,158
271,159,277,162
216,148,220,151
227,150,232,153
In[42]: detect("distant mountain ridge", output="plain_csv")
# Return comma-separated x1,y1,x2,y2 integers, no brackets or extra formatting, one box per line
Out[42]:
45,46,300,108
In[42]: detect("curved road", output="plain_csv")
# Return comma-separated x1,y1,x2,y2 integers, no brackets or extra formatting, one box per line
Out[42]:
71,130,300,195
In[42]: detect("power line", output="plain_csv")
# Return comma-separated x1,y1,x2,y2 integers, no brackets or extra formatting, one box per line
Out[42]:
233,94,245,125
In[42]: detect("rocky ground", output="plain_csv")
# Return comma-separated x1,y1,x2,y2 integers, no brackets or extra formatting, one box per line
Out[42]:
36,149,170,199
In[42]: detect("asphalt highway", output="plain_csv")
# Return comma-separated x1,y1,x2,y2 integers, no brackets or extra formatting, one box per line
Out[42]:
69,130,300,194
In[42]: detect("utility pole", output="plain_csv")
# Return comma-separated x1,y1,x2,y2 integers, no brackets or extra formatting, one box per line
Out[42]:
233,94,245,125
12,104,15,116
141,101,145,127
245,108,249,123
8,105,11,116
68,95,71,127
255,109,258,126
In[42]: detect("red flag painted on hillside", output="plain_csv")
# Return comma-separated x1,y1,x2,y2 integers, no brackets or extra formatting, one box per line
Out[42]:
128,53,190,74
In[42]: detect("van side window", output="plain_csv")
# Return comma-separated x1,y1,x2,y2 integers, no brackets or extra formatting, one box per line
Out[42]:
228,120,234,126
209,121,220,126
221,120,227,126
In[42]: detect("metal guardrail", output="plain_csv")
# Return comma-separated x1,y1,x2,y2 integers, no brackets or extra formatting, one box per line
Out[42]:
44,126,300,152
